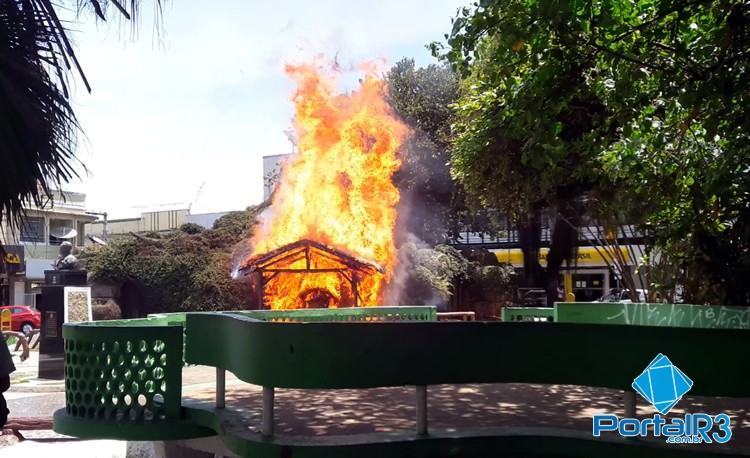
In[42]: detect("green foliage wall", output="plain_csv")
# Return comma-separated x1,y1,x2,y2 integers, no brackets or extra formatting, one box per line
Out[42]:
83,206,265,315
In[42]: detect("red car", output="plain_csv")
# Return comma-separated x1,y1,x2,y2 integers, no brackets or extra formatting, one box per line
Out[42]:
0,305,41,334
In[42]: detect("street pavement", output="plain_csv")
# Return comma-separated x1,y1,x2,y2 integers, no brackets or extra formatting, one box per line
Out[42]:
0,349,227,455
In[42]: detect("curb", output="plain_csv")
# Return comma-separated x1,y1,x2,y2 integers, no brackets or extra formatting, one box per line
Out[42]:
10,379,65,393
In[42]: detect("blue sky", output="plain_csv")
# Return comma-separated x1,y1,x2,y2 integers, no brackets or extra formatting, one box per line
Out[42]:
62,1,466,218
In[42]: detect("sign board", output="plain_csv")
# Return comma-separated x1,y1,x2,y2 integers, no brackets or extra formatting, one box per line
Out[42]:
1,245,24,274
63,286,92,323
44,311,58,338
0,309,11,331
494,246,632,268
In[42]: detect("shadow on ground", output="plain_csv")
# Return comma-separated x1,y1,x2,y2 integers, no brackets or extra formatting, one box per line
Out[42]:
184,378,749,451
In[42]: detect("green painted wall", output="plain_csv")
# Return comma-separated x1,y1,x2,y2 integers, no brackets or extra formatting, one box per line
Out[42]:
146,306,437,325
56,309,750,456
501,307,554,322
556,302,750,329
231,305,437,322
184,313,749,396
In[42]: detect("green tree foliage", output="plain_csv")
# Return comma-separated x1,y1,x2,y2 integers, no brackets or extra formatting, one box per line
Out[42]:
457,248,516,308
386,59,463,244
397,243,514,306
179,222,204,234
84,206,266,315
437,0,750,305
466,263,516,304
407,244,470,301
435,2,611,305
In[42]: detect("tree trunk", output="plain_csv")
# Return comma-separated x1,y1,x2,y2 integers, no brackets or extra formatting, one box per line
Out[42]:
544,214,577,306
118,279,145,318
518,202,580,307
517,209,544,287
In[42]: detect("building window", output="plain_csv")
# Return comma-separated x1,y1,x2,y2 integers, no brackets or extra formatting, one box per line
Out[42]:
20,216,45,243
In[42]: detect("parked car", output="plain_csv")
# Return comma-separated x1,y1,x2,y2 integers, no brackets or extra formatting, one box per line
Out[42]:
0,305,41,334
595,288,647,303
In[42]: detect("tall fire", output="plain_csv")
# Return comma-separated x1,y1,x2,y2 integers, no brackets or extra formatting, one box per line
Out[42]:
239,62,408,309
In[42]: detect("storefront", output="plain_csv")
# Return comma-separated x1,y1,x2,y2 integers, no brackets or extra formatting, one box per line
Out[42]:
492,246,637,301
1,245,25,306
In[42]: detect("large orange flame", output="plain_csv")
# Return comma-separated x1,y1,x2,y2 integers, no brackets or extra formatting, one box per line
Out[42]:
249,62,407,309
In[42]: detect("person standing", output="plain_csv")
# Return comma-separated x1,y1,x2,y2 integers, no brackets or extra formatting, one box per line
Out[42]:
0,336,15,428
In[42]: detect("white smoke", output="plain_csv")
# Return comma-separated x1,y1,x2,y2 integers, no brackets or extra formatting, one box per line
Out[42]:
384,232,449,310
229,205,275,279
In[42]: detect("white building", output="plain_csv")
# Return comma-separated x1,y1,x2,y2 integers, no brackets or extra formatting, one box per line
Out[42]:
186,211,230,229
262,153,292,200
86,208,190,241
1,190,97,307
85,209,235,242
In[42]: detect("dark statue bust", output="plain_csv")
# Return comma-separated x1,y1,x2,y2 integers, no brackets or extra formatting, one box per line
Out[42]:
54,241,81,270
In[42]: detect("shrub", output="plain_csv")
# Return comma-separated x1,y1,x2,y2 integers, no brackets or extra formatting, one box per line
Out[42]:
179,222,204,234
92,300,121,321
83,206,262,316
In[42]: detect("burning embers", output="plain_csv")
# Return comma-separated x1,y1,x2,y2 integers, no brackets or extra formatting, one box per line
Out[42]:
241,61,408,309
240,239,383,309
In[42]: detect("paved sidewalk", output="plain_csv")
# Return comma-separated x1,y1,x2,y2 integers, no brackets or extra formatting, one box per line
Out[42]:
8,345,38,385
5,346,65,419
0,440,126,457
186,376,750,447
2,363,748,454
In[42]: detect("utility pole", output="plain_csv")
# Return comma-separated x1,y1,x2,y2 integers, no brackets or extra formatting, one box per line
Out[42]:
188,182,205,214
86,211,108,241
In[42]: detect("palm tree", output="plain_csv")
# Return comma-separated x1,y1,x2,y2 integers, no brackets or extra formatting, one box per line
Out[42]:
0,0,156,240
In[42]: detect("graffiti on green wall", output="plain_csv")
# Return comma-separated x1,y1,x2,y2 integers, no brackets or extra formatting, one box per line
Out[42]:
555,303,750,329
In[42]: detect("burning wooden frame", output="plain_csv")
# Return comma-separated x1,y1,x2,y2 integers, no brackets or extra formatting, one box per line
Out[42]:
239,239,384,309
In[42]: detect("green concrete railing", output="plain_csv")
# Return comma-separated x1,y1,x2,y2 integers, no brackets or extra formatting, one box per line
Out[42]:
231,305,437,322
501,303,750,329
55,306,438,440
501,307,555,322
59,317,208,440
183,314,748,394
54,307,750,457
555,302,750,329
147,305,437,326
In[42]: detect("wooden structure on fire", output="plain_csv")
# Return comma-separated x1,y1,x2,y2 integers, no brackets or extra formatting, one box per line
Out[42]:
239,239,383,309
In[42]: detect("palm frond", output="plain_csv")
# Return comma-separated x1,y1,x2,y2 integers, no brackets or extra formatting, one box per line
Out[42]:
0,0,160,239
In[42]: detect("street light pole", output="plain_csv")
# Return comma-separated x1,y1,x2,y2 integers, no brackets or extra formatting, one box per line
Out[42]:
85,211,108,241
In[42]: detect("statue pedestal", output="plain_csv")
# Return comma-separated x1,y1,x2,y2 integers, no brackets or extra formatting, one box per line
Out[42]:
38,270,87,380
